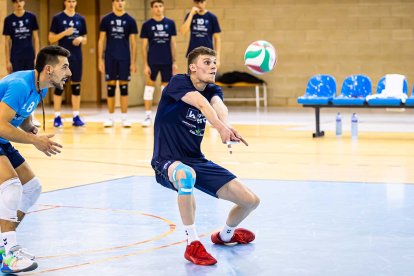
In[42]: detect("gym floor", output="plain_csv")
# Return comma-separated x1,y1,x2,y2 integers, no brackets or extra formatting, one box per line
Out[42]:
15,106,414,275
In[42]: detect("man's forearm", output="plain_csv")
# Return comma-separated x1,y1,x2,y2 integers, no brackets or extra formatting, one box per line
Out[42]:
0,123,35,144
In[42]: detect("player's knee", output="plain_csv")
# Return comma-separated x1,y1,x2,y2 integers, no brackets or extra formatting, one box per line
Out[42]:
54,88,64,96
245,193,260,210
172,163,196,195
143,86,155,101
0,178,23,222
107,85,116,97
71,83,81,96
19,177,42,213
120,84,128,96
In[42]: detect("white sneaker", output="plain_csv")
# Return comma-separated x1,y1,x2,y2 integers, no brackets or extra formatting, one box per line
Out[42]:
32,118,41,127
122,119,132,128
103,119,114,128
142,116,151,127
1,245,38,273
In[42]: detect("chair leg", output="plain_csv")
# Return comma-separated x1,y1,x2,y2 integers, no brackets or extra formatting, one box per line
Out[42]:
255,85,259,108
263,84,267,107
313,106,325,138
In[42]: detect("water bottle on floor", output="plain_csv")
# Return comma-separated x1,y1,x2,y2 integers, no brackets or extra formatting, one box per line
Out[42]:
335,112,342,136
351,113,358,138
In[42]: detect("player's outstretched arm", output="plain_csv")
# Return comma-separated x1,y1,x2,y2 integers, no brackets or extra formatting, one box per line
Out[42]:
210,95,248,146
0,102,62,156
181,91,239,143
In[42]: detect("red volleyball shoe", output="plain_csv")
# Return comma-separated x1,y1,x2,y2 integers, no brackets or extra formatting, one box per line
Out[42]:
211,228,255,245
184,241,217,266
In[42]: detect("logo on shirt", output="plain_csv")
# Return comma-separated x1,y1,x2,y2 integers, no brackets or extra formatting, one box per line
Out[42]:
186,108,199,121
156,24,164,31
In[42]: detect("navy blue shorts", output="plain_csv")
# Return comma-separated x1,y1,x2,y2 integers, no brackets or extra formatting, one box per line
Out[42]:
149,64,173,83
12,59,34,72
0,143,25,169
69,59,82,82
105,59,131,81
151,159,237,198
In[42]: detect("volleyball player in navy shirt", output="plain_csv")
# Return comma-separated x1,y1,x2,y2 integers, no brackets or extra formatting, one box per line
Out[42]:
140,0,177,127
98,0,138,128
49,0,87,128
180,0,221,68
3,0,39,73
151,47,259,266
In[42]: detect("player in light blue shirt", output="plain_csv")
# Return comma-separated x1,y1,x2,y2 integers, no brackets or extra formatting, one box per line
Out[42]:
0,45,70,274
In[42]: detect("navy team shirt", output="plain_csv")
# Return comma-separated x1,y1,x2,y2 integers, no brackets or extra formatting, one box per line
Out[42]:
140,17,176,65
0,70,48,144
152,74,223,162
50,12,87,61
2,12,39,62
100,12,138,61
185,11,221,56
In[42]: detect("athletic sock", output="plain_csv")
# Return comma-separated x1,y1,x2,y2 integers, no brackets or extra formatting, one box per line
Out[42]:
54,112,61,117
184,224,199,245
219,224,235,242
73,111,79,117
145,110,152,117
2,231,17,254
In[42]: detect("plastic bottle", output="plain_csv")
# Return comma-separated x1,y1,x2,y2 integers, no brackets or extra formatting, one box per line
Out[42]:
335,112,342,136
351,113,358,138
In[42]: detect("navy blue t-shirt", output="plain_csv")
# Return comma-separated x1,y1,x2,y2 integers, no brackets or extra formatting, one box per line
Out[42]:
152,74,223,162
185,11,221,56
100,12,138,61
140,17,176,65
50,12,87,61
2,12,39,61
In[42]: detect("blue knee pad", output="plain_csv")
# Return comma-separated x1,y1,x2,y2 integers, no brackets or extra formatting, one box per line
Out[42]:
172,163,195,195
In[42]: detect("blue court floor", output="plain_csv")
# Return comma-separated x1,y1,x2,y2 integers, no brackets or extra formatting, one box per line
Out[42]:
16,176,414,275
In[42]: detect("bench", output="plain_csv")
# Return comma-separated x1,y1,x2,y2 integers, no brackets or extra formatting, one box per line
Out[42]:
215,81,267,108
298,74,413,137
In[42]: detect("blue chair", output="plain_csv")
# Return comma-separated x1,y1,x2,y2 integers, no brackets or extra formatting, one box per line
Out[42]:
297,75,336,105
367,75,408,106
332,75,372,106
405,85,414,106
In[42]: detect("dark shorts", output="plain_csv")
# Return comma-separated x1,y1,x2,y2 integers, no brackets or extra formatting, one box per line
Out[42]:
12,59,34,72
0,143,25,169
151,159,237,198
149,64,173,83
105,59,131,81
69,59,83,82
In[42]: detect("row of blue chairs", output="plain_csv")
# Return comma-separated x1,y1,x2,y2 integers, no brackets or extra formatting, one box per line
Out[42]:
297,74,414,106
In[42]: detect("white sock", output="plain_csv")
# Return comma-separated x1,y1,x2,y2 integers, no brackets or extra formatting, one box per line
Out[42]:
121,113,127,121
55,112,61,117
219,224,235,242
184,224,199,245
2,231,17,254
145,110,152,117
73,111,79,117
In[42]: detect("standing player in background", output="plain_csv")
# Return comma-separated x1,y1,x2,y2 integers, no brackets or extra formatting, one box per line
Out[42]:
140,0,177,127
49,0,87,128
180,0,221,68
98,0,138,128
3,0,41,127
0,45,69,273
151,47,259,266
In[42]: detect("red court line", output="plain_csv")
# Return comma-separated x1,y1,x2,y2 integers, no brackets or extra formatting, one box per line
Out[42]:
25,232,215,275
31,204,176,259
